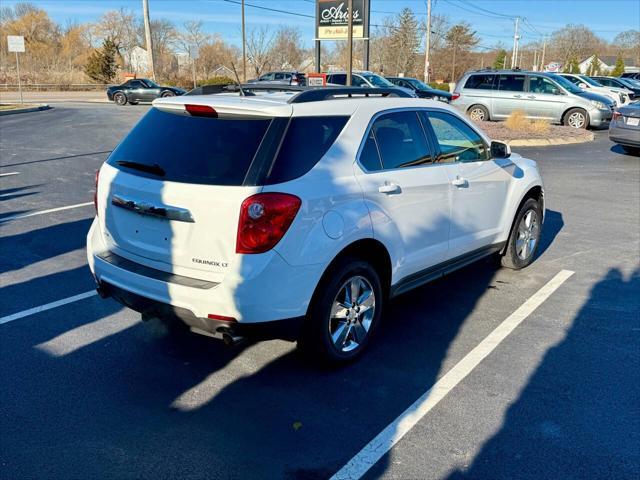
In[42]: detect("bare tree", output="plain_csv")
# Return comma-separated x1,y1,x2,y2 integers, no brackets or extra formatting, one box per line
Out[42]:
92,9,138,67
549,24,605,66
246,26,274,76
270,26,303,70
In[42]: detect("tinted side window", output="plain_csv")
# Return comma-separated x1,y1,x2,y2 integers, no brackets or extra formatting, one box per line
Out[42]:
129,80,144,88
497,74,525,92
562,75,581,86
266,116,348,184
329,74,346,85
359,130,383,171
464,74,495,90
423,111,488,163
371,111,432,169
529,76,560,94
274,73,286,80
352,75,367,87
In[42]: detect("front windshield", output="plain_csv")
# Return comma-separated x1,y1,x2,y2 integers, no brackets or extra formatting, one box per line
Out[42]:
620,78,640,88
406,78,431,90
579,75,602,87
548,74,582,94
145,79,160,88
362,74,394,87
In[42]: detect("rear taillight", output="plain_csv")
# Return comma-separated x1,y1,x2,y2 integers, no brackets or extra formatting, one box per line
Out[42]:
612,111,622,120
185,104,218,117
236,193,301,254
451,92,461,101
93,169,100,215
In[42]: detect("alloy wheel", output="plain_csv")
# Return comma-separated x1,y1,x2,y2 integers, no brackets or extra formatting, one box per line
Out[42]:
515,209,540,260
469,108,486,121
328,276,375,353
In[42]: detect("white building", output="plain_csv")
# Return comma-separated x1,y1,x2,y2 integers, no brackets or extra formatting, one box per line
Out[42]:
129,46,150,73
578,55,639,74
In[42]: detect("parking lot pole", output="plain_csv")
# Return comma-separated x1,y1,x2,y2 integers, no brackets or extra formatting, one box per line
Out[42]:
15,51,23,104
346,0,353,86
315,40,321,73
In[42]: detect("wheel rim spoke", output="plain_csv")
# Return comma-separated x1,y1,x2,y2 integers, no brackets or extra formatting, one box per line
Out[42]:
329,275,376,353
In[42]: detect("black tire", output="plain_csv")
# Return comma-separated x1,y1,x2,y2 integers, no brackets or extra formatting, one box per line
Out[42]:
113,92,127,106
298,257,384,365
563,107,589,129
468,104,490,122
161,91,175,98
129,101,139,105
500,198,543,270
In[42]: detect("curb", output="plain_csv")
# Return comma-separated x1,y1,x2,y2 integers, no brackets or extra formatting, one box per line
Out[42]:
0,104,51,116
503,132,594,147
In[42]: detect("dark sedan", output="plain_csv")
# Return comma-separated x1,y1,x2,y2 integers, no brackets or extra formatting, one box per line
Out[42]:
107,79,186,105
386,77,452,102
610,101,640,154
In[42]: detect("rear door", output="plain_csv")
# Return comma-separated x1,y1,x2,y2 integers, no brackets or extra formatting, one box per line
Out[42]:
493,74,527,118
99,107,279,282
422,110,512,258
354,110,454,282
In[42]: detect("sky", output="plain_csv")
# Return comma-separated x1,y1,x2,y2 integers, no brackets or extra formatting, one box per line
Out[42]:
3,0,639,49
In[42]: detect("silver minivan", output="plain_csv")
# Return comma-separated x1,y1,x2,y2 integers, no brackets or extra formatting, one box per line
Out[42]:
451,70,614,128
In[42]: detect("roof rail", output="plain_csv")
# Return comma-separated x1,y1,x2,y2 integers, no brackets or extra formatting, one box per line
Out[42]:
287,86,413,103
185,83,413,103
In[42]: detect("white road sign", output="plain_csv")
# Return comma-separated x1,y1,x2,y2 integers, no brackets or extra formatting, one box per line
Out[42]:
7,35,25,53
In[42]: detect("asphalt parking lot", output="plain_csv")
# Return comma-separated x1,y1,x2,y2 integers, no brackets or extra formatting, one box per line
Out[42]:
1,103,639,479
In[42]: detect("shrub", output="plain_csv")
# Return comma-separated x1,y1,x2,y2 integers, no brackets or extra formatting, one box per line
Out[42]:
428,82,450,92
505,110,550,134
199,76,235,86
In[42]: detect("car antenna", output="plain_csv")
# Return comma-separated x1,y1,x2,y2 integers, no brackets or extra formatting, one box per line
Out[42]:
230,62,245,97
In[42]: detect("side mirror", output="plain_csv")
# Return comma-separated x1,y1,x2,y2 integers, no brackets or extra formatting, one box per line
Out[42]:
491,140,511,159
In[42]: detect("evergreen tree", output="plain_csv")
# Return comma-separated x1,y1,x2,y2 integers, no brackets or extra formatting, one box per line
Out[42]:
611,54,625,76
588,55,601,75
493,49,507,69
84,38,118,83
388,8,420,75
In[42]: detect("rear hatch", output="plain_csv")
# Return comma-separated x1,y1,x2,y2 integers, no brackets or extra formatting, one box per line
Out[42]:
98,97,292,282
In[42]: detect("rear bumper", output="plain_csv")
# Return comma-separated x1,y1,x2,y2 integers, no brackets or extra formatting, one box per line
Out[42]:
610,123,640,147
98,281,303,341
87,218,322,334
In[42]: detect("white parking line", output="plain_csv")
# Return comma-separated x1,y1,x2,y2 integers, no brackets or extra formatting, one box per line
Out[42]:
0,202,93,223
0,172,20,177
331,269,575,480
0,290,97,325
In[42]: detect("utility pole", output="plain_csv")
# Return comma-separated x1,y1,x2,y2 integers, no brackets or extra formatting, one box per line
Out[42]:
540,36,547,71
241,0,247,82
142,0,156,80
346,0,353,86
511,16,519,69
424,0,432,83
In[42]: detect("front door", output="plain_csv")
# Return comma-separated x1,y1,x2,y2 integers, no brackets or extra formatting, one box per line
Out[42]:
354,110,455,283
421,110,512,258
525,75,567,122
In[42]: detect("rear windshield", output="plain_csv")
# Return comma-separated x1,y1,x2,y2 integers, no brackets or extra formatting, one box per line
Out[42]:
107,108,271,185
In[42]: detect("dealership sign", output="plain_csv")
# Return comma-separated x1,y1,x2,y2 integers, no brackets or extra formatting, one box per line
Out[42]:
316,0,369,40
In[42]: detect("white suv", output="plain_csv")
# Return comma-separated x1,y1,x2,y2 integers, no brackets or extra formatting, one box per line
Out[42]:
88,87,544,364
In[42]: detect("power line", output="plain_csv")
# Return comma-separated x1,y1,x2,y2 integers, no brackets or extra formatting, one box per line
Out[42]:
457,0,516,20
221,0,314,19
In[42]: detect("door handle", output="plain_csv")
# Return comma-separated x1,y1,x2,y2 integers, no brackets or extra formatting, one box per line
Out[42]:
451,176,468,188
378,183,401,194
513,94,522,98
526,95,536,99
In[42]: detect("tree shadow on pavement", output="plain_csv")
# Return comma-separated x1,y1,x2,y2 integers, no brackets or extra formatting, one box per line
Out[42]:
446,266,640,480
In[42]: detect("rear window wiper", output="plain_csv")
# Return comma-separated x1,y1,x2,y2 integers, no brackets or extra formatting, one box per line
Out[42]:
116,161,166,177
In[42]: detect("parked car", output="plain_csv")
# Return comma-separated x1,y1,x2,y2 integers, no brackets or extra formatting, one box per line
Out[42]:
557,73,633,106
451,69,614,128
107,79,185,105
248,71,306,86
326,71,416,96
610,101,640,154
386,76,452,102
591,76,640,98
621,72,640,80
88,87,544,364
